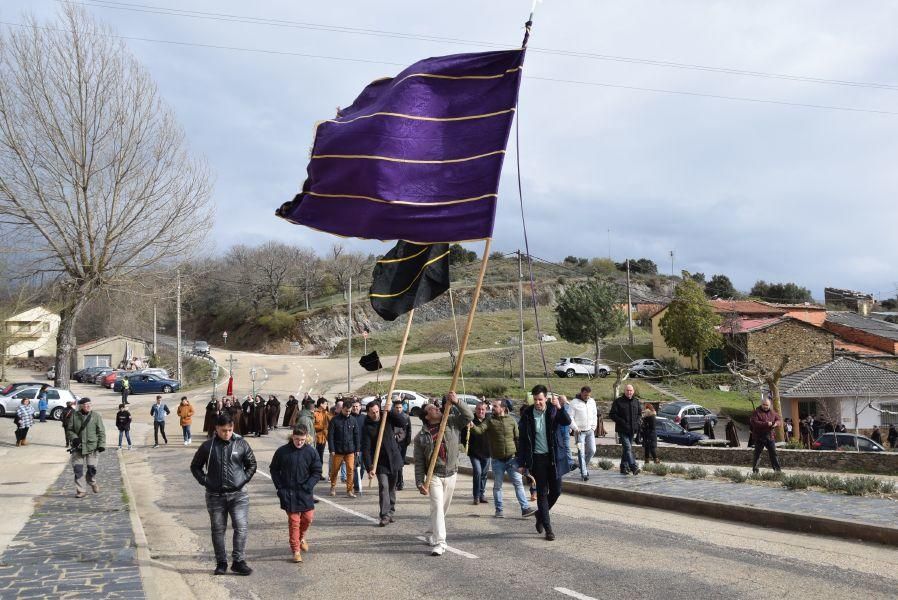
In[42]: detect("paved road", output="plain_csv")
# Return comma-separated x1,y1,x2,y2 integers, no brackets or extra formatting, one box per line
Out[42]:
129,429,898,600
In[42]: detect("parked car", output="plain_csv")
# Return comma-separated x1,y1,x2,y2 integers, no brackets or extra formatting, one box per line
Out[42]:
812,433,884,452
0,386,78,421
193,340,210,356
92,368,115,384
539,334,557,342
457,393,493,413
0,382,45,396
73,366,107,383
139,368,170,379
553,357,610,378
655,416,707,446
628,359,665,378
100,370,127,388
113,373,180,394
46,367,55,380
359,389,430,415
658,401,718,431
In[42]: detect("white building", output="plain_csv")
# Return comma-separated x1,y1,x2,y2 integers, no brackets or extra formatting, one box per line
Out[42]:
2,306,60,359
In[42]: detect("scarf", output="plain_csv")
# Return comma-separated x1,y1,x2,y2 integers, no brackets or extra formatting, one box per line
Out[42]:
427,423,447,463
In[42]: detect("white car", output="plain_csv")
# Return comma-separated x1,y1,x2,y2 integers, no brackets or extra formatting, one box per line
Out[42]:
360,390,430,416
0,386,78,421
553,357,611,378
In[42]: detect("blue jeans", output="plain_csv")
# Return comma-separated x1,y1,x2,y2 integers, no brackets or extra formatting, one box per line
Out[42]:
118,430,132,447
618,433,638,472
491,456,530,513
470,456,489,500
182,425,192,441
206,490,249,563
576,431,596,477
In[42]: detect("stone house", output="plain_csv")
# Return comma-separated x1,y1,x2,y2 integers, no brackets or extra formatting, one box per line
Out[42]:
722,316,836,375
76,335,150,370
823,312,898,356
824,287,874,316
778,357,898,435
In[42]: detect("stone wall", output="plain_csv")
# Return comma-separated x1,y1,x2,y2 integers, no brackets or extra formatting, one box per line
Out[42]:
746,319,835,375
824,321,898,355
595,444,898,475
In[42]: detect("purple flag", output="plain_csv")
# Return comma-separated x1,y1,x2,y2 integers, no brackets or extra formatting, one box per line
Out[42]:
276,49,525,242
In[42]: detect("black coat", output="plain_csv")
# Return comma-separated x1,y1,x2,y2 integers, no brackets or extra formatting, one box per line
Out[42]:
269,441,321,513
640,414,657,446
116,410,132,432
517,403,571,473
609,395,642,436
190,434,257,493
328,413,361,454
361,410,409,475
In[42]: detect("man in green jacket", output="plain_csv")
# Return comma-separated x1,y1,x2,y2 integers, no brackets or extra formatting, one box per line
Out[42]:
471,399,537,519
414,391,472,556
64,398,106,498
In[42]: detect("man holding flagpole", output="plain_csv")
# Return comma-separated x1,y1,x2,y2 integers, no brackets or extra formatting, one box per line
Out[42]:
414,391,472,556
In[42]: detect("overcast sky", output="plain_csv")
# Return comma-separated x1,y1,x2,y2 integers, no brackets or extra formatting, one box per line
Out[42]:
4,0,898,300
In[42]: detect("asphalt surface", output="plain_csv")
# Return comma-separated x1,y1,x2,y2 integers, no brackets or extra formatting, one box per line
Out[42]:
130,427,898,600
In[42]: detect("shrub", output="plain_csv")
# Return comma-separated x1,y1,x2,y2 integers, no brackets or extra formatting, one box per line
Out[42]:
685,466,707,480
669,464,688,475
522,320,533,332
820,475,847,492
598,459,613,470
780,474,812,490
844,477,880,496
479,383,507,398
714,468,748,483
651,463,670,476
257,310,296,338
749,470,783,482
783,441,806,450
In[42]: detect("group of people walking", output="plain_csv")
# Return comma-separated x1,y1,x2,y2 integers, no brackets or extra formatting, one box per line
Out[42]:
201,394,283,438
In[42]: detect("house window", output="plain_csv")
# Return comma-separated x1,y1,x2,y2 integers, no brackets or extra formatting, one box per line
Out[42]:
798,400,818,419
880,403,898,426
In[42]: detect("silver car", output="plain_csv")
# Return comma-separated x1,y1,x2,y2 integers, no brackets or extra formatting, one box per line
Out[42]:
0,386,78,421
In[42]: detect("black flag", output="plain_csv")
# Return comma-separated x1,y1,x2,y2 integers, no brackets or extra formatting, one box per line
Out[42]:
359,351,383,372
369,241,450,321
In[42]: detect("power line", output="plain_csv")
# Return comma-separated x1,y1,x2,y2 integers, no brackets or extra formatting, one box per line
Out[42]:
4,19,896,118
76,0,898,92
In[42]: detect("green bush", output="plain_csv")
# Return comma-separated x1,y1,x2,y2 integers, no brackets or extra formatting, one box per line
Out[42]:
257,310,296,338
644,462,669,476
844,477,880,496
749,470,783,482
685,466,708,480
820,475,847,492
780,474,812,490
669,464,688,475
598,459,613,470
714,467,748,483
479,383,507,399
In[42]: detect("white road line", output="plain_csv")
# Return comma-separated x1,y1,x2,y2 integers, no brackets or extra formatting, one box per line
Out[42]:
256,470,477,558
414,536,478,559
554,588,597,600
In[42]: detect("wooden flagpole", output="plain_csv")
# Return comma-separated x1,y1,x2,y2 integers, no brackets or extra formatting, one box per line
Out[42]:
423,238,492,489
370,308,415,477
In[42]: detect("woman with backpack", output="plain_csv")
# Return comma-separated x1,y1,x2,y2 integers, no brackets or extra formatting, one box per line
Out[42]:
116,404,132,450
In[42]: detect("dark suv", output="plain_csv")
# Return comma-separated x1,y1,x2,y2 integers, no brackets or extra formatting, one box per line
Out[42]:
812,433,884,452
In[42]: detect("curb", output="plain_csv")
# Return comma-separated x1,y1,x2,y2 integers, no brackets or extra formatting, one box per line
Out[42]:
457,465,898,547
118,451,151,569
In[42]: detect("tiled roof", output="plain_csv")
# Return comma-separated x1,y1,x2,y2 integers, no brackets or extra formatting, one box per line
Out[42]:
719,317,785,334
834,340,888,356
779,357,898,398
759,301,826,310
710,300,787,316
825,311,898,342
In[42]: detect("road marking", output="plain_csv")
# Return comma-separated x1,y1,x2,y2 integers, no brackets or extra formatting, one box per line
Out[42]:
256,470,477,558
554,588,597,600
414,536,478,559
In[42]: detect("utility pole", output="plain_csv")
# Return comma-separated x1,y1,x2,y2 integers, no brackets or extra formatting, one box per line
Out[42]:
670,250,675,277
347,276,352,394
176,269,182,382
152,303,157,359
626,259,634,346
517,250,526,389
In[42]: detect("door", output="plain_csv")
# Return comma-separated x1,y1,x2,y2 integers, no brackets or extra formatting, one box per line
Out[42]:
84,354,112,368
684,407,698,429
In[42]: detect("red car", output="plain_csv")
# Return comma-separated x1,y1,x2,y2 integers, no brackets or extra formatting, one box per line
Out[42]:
102,370,127,388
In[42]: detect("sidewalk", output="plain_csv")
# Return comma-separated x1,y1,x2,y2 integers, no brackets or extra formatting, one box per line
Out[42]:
0,449,145,598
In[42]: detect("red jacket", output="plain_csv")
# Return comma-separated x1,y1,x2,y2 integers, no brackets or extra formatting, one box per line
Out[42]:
750,407,780,441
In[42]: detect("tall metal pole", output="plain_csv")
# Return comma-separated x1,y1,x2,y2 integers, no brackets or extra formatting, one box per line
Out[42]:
626,259,634,346
176,270,182,382
670,250,675,277
347,275,352,394
518,250,526,389
153,303,157,359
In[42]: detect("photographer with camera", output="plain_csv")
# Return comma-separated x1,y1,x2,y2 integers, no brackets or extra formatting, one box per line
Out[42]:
64,398,106,498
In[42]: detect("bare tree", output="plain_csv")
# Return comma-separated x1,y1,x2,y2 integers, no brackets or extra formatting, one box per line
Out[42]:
728,356,789,441
254,242,300,311
295,248,324,311
325,244,368,299
0,6,213,387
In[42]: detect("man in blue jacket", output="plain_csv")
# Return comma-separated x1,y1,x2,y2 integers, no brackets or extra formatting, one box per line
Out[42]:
517,384,571,541
270,425,321,563
327,401,361,497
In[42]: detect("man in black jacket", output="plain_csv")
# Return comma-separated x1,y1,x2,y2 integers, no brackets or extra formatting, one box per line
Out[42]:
609,384,641,475
327,401,361,497
392,400,412,490
517,384,571,541
190,413,258,576
361,399,410,526
269,425,321,563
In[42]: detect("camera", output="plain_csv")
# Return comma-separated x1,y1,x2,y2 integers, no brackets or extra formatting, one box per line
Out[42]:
67,437,81,454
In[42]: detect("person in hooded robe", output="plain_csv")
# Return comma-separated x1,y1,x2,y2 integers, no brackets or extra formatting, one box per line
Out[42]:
227,399,243,436
267,395,281,430
242,396,255,436
703,415,716,439
203,397,220,436
283,395,299,428
725,419,740,448
254,395,269,437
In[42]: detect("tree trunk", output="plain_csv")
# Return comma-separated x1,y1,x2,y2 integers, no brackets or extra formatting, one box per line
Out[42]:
304,289,310,311
54,289,92,390
769,380,785,442
697,352,704,375
594,338,601,379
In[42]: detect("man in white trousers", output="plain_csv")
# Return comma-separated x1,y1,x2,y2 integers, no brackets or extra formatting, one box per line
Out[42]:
569,386,598,481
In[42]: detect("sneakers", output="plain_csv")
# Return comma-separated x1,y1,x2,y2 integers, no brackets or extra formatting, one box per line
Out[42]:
75,491,86,499
545,529,556,541
300,539,309,552
521,507,537,518
213,562,228,575
494,511,504,518
89,481,100,494
582,475,589,482
379,517,389,527
430,546,445,557
347,492,357,499
153,444,159,449
231,561,253,576
632,467,641,476
293,551,303,563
